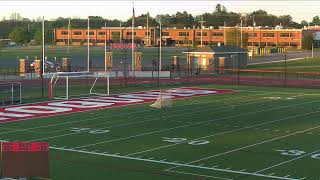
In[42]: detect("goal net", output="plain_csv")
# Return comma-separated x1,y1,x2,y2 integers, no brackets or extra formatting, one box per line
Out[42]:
48,72,110,100
149,89,173,109
0,82,22,106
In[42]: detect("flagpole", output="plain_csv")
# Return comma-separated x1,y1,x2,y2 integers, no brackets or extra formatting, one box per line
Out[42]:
132,2,135,72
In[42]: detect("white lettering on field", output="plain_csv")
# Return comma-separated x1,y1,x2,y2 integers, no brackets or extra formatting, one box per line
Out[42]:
5,106,71,114
48,101,114,108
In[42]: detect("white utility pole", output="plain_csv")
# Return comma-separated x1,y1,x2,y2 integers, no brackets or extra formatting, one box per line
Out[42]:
42,16,45,75
132,2,135,72
198,16,205,47
87,17,90,72
67,18,70,54
159,19,162,71
240,16,243,48
104,22,107,73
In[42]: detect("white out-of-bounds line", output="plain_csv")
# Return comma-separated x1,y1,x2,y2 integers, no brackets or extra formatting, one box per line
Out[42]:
51,146,300,180
238,89,320,96
170,124,320,171
72,94,314,149
126,110,319,156
254,149,320,174
0,90,268,136
165,169,234,180
248,57,304,65
28,92,275,142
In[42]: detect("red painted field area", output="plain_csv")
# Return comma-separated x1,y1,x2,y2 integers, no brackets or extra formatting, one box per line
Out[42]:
0,87,235,123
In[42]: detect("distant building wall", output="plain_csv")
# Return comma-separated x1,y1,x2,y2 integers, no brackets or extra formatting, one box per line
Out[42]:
55,27,303,49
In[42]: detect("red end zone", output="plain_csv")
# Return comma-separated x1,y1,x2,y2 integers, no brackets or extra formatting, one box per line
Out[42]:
0,87,236,123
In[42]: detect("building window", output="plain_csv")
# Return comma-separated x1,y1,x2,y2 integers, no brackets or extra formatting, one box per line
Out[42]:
280,33,293,37
98,32,106,35
162,32,169,36
86,32,94,35
178,32,189,36
263,33,275,37
126,32,136,35
61,31,68,35
212,32,223,36
73,31,82,35
279,42,290,46
248,33,257,37
196,32,207,36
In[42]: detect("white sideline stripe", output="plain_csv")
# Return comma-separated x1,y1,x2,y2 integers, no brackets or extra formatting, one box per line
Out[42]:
28,93,276,142
239,90,320,96
50,146,300,180
73,95,312,150
126,110,317,156
168,123,320,171
248,57,304,65
165,169,234,180
0,90,268,136
254,149,320,174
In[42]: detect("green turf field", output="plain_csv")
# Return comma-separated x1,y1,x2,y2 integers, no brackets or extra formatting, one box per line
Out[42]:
0,84,320,180
248,57,320,72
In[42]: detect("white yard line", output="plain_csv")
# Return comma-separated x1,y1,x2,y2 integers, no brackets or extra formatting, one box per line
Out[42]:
126,110,319,156
28,93,275,142
254,149,320,174
167,124,320,172
73,96,316,150
248,57,304,65
51,146,300,180
0,91,268,136
165,169,234,180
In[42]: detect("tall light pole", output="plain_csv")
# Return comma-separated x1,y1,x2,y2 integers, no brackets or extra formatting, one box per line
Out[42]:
240,14,244,48
104,22,107,73
198,16,205,47
156,17,162,71
67,18,70,54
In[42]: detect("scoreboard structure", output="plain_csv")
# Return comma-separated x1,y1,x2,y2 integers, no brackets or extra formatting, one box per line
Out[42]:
1,142,49,179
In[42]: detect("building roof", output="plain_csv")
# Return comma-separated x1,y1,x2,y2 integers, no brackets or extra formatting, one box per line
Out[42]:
182,45,248,54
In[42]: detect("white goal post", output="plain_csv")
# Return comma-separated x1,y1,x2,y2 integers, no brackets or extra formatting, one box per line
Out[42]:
149,89,173,109
0,82,22,105
48,72,110,100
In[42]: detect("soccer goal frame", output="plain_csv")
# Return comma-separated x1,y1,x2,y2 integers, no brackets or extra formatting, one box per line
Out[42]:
0,82,22,105
48,72,109,100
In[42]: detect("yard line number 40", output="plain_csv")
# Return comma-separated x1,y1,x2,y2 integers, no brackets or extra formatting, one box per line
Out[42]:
162,137,210,146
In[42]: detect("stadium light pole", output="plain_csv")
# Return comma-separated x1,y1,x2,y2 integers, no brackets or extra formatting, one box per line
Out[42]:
156,18,162,71
67,18,70,54
198,16,205,47
132,2,135,72
41,16,45,98
104,22,107,73
87,17,90,72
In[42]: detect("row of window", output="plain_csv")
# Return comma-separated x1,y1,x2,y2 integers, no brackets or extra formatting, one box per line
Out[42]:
62,31,295,38
248,33,295,38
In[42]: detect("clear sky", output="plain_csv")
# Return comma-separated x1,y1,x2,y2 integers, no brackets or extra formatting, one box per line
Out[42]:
0,1,319,22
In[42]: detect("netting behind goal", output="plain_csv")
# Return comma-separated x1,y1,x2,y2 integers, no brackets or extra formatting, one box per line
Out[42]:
149,89,173,109
48,72,109,100
0,82,22,106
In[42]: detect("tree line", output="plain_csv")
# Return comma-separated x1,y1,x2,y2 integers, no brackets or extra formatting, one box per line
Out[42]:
1,4,319,45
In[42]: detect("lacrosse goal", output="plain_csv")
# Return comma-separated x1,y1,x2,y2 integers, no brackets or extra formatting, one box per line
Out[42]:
0,82,22,106
149,89,173,109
